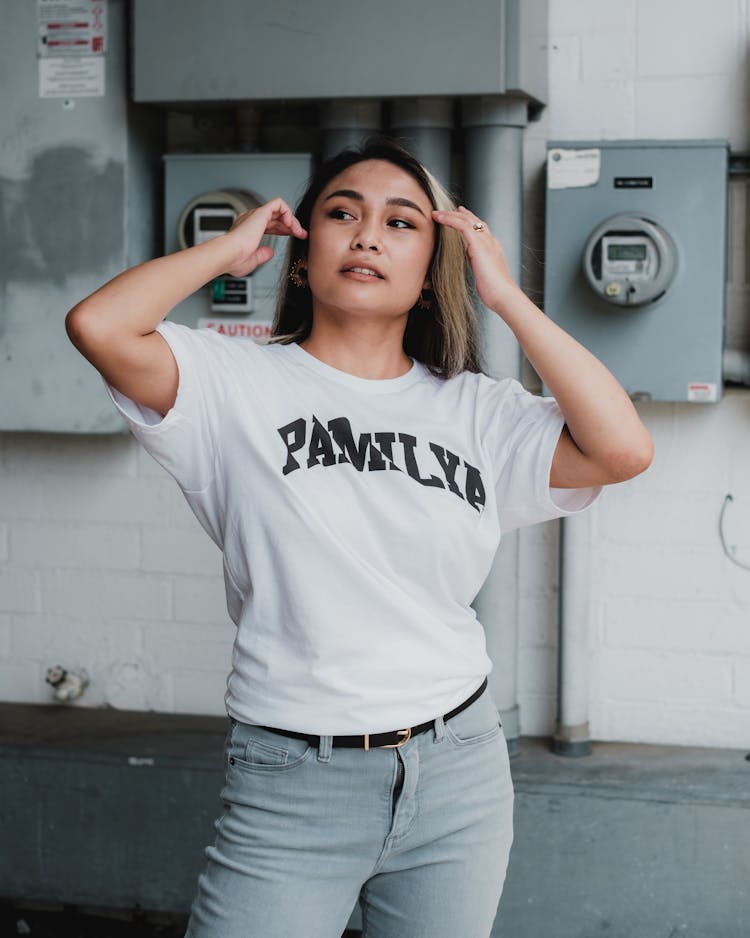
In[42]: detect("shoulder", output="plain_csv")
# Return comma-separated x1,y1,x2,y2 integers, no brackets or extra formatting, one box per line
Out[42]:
431,365,528,406
157,321,276,372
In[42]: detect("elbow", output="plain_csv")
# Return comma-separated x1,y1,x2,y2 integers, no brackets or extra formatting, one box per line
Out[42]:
65,302,89,350
603,433,654,483
65,302,107,355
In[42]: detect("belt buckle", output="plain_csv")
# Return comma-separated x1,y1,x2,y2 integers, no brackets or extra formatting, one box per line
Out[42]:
364,727,411,751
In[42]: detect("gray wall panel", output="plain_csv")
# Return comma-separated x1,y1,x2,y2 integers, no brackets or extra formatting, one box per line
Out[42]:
133,0,525,103
0,0,162,432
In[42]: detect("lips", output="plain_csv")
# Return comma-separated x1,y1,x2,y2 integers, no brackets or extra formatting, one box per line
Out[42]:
340,264,385,279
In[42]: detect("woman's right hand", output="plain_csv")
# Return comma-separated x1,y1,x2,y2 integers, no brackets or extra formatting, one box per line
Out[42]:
224,197,307,277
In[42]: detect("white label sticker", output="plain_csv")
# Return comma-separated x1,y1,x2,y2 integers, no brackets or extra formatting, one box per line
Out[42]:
547,147,601,190
687,382,718,403
39,56,104,97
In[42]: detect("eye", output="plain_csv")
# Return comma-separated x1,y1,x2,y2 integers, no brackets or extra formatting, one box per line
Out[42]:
328,207,355,220
388,218,416,230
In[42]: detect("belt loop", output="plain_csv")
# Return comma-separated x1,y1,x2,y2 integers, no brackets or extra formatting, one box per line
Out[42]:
317,735,333,763
433,715,445,743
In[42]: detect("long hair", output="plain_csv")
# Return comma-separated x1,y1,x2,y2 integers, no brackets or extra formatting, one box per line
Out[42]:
270,138,484,378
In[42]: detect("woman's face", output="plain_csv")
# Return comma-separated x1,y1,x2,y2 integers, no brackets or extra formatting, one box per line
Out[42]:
305,159,436,323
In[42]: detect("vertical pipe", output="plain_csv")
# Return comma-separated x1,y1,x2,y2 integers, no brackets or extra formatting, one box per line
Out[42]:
236,106,260,152
462,96,528,754
389,97,454,185
553,512,593,756
320,100,382,159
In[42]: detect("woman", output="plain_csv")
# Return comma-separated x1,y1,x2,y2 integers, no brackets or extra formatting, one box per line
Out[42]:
66,139,652,938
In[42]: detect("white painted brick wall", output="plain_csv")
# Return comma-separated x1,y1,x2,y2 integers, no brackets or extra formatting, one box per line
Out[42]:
0,430,231,714
516,0,750,747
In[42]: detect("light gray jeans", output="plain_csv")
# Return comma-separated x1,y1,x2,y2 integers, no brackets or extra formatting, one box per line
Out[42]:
185,687,514,938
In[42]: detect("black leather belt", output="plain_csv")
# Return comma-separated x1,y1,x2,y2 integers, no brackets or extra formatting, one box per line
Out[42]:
259,678,489,751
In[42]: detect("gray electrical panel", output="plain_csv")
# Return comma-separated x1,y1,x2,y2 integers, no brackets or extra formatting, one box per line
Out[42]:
0,0,162,433
163,154,313,336
543,139,728,403
132,0,548,105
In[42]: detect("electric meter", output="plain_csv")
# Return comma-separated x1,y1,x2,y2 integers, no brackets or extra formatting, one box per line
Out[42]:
582,213,677,307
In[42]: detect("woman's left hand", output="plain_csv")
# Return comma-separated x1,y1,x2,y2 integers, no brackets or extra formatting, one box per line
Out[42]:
432,206,519,314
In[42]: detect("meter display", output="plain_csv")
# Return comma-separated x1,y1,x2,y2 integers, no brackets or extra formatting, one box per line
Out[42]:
583,213,677,307
193,207,236,242
607,243,646,261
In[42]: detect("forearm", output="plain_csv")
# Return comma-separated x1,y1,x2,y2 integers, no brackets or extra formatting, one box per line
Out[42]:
67,233,240,339
492,284,653,479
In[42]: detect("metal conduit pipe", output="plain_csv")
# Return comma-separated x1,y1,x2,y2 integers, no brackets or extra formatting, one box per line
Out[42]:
462,96,528,755
389,98,454,185
553,511,594,756
723,348,750,385
320,99,383,159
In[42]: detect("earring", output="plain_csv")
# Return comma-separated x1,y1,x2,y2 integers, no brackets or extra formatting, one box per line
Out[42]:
289,258,308,289
417,287,433,311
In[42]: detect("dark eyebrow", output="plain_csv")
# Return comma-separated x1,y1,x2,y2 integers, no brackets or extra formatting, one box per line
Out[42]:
323,189,427,218
385,196,426,218
324,188,363,203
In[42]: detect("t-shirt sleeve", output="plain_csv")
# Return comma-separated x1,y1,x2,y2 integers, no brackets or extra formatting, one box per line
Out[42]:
478,376,602,533
103,321,231,493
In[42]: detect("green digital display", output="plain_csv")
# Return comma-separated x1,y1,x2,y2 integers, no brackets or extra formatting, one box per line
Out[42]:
607,243,647,261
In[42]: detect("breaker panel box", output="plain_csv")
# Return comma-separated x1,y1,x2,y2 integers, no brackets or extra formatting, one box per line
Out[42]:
164,153,313,341
543,139,728,402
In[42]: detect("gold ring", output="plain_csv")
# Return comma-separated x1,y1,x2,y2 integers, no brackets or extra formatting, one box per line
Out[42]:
472,222,485,231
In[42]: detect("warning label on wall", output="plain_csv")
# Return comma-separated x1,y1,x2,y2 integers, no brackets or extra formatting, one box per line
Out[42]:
38,0,107,57
687,382,718,403
39,56,104,97
198,318,274,343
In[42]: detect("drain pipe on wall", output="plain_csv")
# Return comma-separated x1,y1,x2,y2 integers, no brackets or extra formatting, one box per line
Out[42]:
723,348,750,385
389,98,454,186
553,507,594,756
320,99,383,159
463,96,528,755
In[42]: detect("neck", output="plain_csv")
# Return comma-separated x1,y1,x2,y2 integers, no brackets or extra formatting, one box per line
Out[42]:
299,308,412,380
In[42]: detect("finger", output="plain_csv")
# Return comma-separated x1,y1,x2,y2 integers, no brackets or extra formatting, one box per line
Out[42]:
247,244,274,270
279,204,307,239
432,209,478,235
432,209,461,226
266,203,307,239
266,218,306,238
457,205,490,232
434,210,492,242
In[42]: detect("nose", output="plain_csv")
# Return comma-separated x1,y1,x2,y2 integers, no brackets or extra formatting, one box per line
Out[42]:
351,218,381,252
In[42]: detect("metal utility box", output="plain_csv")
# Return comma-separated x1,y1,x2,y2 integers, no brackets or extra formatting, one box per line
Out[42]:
133,0,548,106
543,140,729,403
0,0,162,433
164,154,313,339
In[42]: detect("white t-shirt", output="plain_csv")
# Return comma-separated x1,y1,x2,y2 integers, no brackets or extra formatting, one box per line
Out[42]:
106,322,600,734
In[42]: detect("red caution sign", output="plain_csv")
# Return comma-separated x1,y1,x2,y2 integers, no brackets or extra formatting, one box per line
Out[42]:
198,318,273,342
